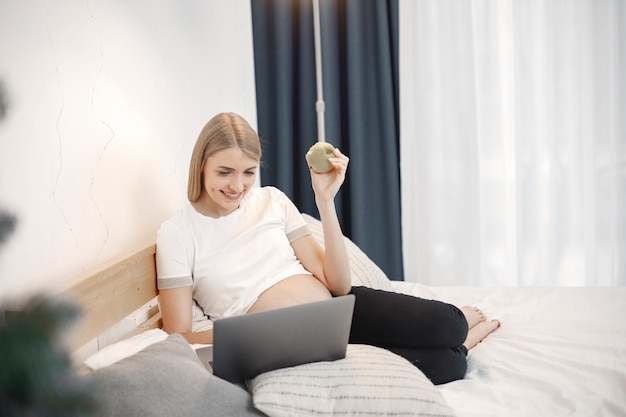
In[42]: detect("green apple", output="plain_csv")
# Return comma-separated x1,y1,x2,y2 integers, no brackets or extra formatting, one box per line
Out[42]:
305,141,335,173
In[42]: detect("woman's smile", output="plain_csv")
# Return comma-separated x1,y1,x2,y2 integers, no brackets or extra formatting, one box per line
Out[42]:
221,190,243,200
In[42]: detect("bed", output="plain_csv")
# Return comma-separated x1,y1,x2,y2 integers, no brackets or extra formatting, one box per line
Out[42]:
65,214,626,417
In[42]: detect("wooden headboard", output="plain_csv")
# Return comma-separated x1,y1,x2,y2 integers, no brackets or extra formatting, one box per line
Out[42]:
64,244,162,352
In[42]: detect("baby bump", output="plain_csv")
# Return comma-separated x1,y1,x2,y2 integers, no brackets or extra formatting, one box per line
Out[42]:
247,274,332,314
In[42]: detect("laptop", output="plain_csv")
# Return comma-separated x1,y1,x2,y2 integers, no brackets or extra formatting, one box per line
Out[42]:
196,295,355,383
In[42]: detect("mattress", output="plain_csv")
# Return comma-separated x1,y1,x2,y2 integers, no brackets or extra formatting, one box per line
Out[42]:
391,282,626,417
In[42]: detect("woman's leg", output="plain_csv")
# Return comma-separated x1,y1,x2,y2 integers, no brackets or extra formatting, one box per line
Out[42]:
348,286,468,349
347,286,471,384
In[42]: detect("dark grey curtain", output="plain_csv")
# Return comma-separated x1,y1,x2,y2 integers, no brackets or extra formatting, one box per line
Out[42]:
251,0,403,281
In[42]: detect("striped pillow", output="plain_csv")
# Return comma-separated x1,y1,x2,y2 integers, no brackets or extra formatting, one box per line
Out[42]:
302,214,394,291
247,344,455,417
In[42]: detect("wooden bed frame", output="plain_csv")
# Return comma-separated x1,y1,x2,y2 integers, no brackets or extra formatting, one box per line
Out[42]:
64,244,162,353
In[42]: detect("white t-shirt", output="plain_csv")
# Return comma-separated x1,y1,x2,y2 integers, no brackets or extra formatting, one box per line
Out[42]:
156,186,312,320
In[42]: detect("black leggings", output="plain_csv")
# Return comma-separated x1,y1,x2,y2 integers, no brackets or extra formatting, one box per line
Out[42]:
348,286,468,385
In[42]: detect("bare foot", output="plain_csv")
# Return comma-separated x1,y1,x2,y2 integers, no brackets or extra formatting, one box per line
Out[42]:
461,306,486,329
463,319,500,350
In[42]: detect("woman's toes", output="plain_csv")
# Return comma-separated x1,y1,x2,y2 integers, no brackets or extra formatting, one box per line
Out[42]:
461,306,486,329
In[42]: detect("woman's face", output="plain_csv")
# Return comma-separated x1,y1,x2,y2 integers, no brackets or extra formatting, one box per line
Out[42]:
197,147,258,217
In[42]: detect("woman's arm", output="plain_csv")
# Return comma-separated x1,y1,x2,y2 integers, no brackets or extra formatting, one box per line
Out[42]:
159,286,213,344
294,148,352,296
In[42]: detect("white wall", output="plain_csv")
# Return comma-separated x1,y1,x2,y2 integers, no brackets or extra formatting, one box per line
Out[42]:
0,0,257,301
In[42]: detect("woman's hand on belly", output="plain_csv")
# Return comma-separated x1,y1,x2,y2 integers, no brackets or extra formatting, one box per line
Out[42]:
247,274,333,314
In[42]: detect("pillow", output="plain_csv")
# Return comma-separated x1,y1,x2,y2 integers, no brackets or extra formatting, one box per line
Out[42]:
247,344,455,417
302,213,394,291
84,328,169,370
89,334,265,417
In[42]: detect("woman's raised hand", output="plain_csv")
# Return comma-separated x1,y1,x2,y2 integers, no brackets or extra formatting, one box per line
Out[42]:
309,148,349,202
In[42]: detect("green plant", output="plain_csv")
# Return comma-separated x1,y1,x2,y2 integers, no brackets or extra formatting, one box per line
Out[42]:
0,296,98,417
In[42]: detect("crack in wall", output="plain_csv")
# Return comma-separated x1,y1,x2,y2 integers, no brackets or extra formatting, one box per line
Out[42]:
86,0,113,261
42,0,83,264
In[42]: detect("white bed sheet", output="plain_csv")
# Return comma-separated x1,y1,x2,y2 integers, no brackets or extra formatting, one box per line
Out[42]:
391,282,626,417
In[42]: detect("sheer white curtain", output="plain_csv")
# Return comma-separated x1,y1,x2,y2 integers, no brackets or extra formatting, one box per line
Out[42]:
399,0,625,286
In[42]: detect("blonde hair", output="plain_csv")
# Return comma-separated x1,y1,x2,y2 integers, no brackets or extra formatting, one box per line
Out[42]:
187,112,262,202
